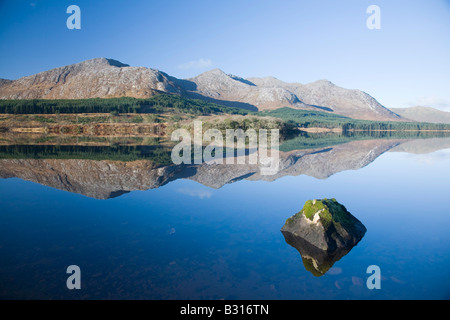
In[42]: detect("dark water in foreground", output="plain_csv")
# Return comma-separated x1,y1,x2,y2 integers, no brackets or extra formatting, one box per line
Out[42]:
0,137,449,299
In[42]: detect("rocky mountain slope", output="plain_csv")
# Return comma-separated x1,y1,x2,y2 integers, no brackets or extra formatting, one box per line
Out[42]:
0,58,403,121
181,69,313,112
390,106,450,124
0,58,181,99
246,77,401,120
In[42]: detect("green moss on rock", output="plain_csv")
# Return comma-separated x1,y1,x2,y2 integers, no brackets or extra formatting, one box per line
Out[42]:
301,199,326,220
293,198,356,230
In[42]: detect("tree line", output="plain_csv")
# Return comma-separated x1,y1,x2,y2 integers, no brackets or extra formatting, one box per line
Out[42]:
261,107,450,131
0,94,251,116
0,144,173,164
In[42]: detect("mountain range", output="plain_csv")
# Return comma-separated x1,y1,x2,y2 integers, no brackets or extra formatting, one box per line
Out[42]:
390,106,450,124
0,57,404,121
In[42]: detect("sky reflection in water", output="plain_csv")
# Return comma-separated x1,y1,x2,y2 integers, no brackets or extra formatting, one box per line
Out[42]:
0,141,449,299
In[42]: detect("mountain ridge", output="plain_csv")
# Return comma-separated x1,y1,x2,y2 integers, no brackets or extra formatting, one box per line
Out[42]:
0,57,403,121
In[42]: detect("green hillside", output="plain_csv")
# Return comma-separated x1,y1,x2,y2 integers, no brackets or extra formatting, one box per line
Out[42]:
260,107,450,131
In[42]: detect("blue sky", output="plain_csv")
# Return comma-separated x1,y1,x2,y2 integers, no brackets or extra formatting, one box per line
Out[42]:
0,0,449,110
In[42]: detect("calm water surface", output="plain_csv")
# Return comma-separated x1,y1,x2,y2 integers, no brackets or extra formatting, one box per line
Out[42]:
0,139,449,299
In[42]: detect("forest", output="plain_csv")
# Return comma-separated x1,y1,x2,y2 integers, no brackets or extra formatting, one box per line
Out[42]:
0,94,251,116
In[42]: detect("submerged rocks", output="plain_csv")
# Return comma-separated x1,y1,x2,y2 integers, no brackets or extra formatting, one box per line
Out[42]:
281,198,366,276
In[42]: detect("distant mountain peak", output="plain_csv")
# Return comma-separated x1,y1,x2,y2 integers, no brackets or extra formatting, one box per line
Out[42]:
201,68,227,76
188,68,230,82
390,106,450,124
79,57,129,68
197,70,257,86
310,79,335,87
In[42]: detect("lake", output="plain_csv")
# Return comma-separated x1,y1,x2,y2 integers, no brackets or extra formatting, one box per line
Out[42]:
0,135,449,299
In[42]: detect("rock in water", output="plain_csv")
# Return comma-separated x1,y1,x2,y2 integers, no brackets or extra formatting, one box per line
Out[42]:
281,198,366,276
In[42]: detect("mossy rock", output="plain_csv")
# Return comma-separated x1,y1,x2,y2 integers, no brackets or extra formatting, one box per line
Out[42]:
281,198,367,276
284,198,365,239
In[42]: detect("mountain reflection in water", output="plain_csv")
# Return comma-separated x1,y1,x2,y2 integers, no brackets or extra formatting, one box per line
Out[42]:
1,133,450,199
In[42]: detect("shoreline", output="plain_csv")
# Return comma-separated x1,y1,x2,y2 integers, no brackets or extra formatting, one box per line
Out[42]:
299,127,450,133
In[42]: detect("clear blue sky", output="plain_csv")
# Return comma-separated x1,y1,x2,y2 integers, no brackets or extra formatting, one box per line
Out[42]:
0,0,449,110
